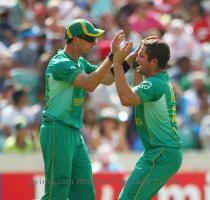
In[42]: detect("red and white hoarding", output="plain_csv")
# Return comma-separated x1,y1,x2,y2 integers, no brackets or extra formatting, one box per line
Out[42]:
1,172,210,200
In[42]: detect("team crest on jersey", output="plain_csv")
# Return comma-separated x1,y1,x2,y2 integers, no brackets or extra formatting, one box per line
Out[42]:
139,80,152,89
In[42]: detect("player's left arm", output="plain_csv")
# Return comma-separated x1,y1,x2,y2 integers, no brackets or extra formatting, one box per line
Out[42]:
100,30,125,85
113,42,141,106
100,69,114,85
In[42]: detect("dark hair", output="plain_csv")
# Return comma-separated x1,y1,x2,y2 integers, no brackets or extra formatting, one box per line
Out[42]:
64,31,73,44
176,56,190,66
66,38,73,43
197,85,209,98
142,38,170,69
12,89,27,104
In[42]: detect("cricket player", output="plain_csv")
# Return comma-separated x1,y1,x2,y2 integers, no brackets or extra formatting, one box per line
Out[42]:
39,19,135,200
113,37,183,200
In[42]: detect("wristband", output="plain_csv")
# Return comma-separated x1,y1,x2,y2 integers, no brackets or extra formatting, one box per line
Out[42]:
108,53,114,62
132,61,139,70
122,61,131,73
110,61,131,76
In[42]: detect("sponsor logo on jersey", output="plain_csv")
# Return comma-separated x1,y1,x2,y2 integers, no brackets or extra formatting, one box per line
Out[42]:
135,117,143,126
139,80,152,89
73,98,84,106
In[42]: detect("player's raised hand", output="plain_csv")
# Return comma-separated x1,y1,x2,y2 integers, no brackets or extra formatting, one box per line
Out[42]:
111,30,125,54
125,35,159,66
113,41,133,66
125,44,140,66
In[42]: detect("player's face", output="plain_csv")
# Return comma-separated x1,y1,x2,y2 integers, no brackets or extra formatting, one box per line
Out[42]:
77,37,96,55
135,45,152,75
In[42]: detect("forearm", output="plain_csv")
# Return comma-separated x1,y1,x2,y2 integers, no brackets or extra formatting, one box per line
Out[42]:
114,63,134,106
85,58,112,91
112,39,140,106
101,71,114,85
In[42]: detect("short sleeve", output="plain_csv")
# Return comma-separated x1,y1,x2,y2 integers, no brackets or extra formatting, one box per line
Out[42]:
51,60,83,84
133,78,164,103
79,57,97,74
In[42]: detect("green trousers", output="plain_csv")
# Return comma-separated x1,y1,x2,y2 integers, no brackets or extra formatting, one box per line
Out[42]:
119,147,182,200
40,121,95,200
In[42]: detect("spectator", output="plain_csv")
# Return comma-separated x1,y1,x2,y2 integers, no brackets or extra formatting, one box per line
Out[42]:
128,2,165,36
82,107,98,151
0,80,14,110
169,56,194,91
36,32,47,58
171,56,192,82
189,85,210,125
92,144,122,172
114,0,137,20
0,88,32,136
188,86,210,148
3,117,34,153
189,3,210,43
163,18,202,65
10,24,39,68
116,19,141,51
0,53,13,92
90,0,113,22
93,107,129,152
199,114,210,149
0,7,17,47
183,71,210,115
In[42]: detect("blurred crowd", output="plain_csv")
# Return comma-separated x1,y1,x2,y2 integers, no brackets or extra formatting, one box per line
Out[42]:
0,0,210,171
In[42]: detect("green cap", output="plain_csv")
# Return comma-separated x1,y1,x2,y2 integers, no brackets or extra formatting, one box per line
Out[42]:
65,19,105,39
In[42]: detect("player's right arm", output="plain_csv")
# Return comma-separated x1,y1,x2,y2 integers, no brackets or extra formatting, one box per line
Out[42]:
74,30,125,92
73,57,113,92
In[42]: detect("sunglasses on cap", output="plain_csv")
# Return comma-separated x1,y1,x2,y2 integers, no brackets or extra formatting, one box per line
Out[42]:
77,35,96,43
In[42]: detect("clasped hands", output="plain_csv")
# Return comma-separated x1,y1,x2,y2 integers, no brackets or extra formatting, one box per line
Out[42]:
110,31,159,69
111,30,134,67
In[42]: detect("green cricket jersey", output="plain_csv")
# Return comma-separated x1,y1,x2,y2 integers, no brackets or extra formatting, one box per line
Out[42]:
133,71,182,149
42,49,97,129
